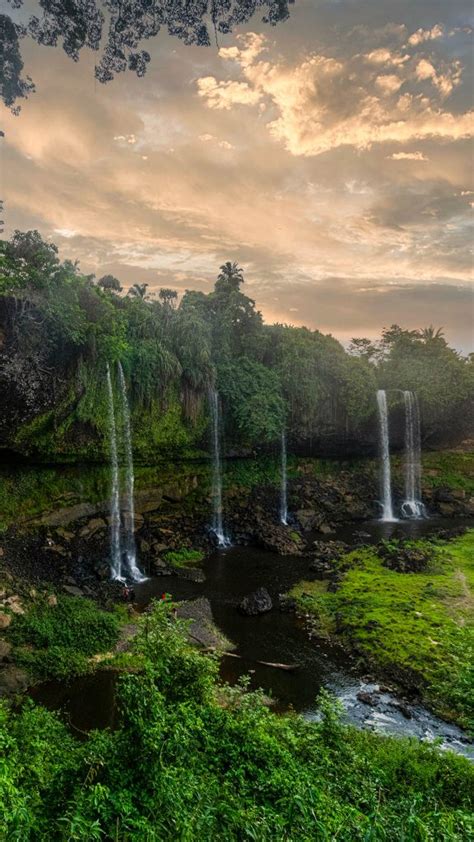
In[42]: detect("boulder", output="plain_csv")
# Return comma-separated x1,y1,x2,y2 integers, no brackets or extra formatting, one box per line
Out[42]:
357,690,379,707
0,666,29,697
5,596,24,615
47,594,58,607
79,518,107,539
296,509,318,531
0,613,11,630
177,598,233,651
0,639,12,660
63,585,84,597
239,587,273,616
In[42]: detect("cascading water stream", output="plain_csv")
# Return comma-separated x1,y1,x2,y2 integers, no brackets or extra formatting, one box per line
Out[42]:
401,390,426,519
106,363,122,580
376,389,397,522
117,363,146,582
280,431,288,525
209,389,230,547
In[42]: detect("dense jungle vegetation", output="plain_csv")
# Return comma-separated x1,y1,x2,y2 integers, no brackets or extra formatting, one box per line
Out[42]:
1,600,473,841
0,230,473,461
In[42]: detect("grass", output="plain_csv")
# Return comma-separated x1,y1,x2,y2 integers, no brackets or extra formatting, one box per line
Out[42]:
290,531,474,731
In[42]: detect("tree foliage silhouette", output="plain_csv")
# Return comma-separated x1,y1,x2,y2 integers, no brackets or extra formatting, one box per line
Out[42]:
1,0,294,112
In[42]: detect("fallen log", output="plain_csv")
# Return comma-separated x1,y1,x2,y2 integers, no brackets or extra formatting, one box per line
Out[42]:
256,660,299,671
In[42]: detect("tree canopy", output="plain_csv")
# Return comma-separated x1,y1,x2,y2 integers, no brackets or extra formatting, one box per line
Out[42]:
0,230,472,460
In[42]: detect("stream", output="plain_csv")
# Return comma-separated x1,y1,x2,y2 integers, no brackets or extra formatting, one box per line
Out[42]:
31,516,474,759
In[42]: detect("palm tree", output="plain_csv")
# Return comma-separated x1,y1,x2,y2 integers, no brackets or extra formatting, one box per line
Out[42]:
215,261,244,294
128,283,149,300
421,325,445,343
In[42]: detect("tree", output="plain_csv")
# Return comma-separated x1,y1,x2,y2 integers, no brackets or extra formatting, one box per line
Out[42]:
348,337,380,363
2,1,294,112
159,288,178,309
98,274,122,293
128,283,149,300
215,261,244,295
421,325,446,346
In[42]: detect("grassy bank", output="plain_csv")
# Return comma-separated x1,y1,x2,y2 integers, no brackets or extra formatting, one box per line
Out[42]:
290,531,474,731
1,600,473,841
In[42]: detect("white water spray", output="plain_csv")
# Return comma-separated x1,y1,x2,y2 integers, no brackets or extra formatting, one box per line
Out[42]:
106,363,123,580
376,389,397,522
209,389,230,547
280,430,288,525
117,363,146,581
401,390,426,519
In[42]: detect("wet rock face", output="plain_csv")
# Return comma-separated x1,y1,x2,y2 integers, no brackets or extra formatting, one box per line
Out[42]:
239,587,273,616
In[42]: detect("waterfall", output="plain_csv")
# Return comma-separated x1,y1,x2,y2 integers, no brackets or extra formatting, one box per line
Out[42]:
280,430,288,525
376,389,397,522
117,363,146,581
209,389,229,547
401,390,426,519
106,363,122,580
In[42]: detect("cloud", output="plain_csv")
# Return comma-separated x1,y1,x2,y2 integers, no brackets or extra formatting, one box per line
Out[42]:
388,151,428,160
196,34,472,157
2,10,472,352
408,25,444,46
197,77,261,109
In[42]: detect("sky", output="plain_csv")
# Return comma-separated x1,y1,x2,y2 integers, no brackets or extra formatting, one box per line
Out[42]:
2,0,473,351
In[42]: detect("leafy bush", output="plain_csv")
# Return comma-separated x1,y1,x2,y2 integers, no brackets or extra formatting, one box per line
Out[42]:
7,595,120,680
163,548,205,567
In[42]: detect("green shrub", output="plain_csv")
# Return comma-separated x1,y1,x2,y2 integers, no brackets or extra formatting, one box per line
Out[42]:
163,548,205,567
7,595,120,680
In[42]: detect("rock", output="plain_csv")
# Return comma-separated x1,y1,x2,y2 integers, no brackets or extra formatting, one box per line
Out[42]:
0,613,11,630
47,594,58,607
279,596,297,613
0,666,29,697
37,502,99,527
319,523,335,535
379,542,431,573
309,559,333,578
140,539,151,553
239,587,273,616
94,561,110,581
79,518,107,539
0,547,4,557
0,639,12,660
63,585,84,597
5,595,25,615
296,509,318,531
56,528,75,541
43,543,68,556
177,597,233,651
437,502,456,517
357,691,379,707
388,700,412,719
